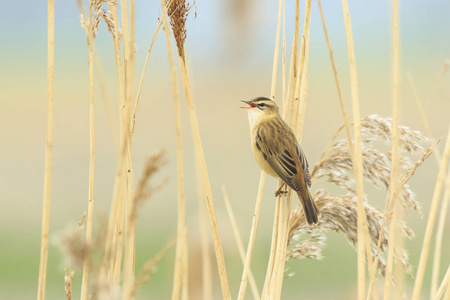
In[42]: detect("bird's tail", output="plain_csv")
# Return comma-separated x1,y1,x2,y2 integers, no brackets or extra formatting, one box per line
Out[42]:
297,189,319,225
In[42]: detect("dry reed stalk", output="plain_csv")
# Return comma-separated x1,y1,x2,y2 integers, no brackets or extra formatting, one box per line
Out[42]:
432,170,450,299
37,1,54,299
196,162,213,300
282,39,294,116
263,2,312,298
406,69,448,299
293,2,311,138
165,1,231,298
264,197,284,299
131,18,163,134
100,1,124,282
383,0,401,298
341,1,373,298
120,0,137,297
112,200,124,279
80,1,97,299
274,195,294,300
316,0,353,157
261,191,281,297
222,186,260,300
237,0,283,298
257,2,292,300
272,6,310,294
157,1,189,297
269,0,283,100
435,266,450,300
65,268,75,300
369,143,435,285
286,0,300,122
318,3,379,297
412,124,450,300
78,0,124,291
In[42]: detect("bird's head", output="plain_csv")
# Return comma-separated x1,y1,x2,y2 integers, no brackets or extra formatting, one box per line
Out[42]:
241,97,280,115
241,97,280,128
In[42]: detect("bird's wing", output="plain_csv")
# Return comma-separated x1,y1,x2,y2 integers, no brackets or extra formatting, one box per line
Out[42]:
255,119,311,191
296,144,311,187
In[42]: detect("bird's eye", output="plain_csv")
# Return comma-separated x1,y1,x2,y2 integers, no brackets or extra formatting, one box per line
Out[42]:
259,103,265,108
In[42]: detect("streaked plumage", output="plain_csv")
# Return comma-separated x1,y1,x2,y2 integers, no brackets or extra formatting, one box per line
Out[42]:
242,96,319,224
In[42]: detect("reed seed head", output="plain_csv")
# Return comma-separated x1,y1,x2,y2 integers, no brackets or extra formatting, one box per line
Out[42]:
167,0,191,58
286,115,430,280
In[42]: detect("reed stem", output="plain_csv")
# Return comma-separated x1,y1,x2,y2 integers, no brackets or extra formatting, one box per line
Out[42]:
383,0,401,297
412,124,450,300
341,1,372,298
80,1,96,298
222,186,260,300
37,1,54,299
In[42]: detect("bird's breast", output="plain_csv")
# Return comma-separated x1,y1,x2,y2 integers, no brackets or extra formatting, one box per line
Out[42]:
250,129,278,178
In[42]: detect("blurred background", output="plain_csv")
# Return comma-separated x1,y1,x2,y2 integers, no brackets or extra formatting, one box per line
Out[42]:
1,0,449,299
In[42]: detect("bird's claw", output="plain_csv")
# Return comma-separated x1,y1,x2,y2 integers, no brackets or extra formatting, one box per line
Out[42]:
274,190,288,197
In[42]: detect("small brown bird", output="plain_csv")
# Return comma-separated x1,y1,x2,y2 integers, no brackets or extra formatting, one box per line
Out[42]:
241,96,319,224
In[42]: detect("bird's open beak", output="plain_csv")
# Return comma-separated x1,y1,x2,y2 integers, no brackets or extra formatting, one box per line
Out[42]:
241,100,256,109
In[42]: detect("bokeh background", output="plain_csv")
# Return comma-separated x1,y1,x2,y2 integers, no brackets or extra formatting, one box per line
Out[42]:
1,0,449,299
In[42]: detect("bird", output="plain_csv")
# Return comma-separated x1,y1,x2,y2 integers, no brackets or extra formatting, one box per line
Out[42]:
241,96,319,224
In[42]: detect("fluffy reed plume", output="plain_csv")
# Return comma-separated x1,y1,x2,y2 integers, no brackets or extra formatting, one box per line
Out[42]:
312,115,427,214
58,150,167,297
59,229,90,270
288,190,413,277
286,115,431,279
64,268,75,300
131,149,168,220
132,236,177,298
91,278,121,300
285,233,324,261
167,0,191,58
58,215,107,271
79,0,122,41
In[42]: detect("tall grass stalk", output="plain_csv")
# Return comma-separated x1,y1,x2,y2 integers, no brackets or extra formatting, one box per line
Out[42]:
80,1,96,298
432,171,450,299
196,161,213,300
260,0,299,294
132,19,163,134
121,0,137,298
222,186,260,300
435,265,450,300
102,1,126,282
317,6,380,297
37,1,54,299
262,1,312,298
412,125,450,300
341,1,375,299
156,1,189,298
316,0,353,156
406,71,449,300
178,53,231,297
163,0,231,297
383,0,401,297
237,0,283,298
